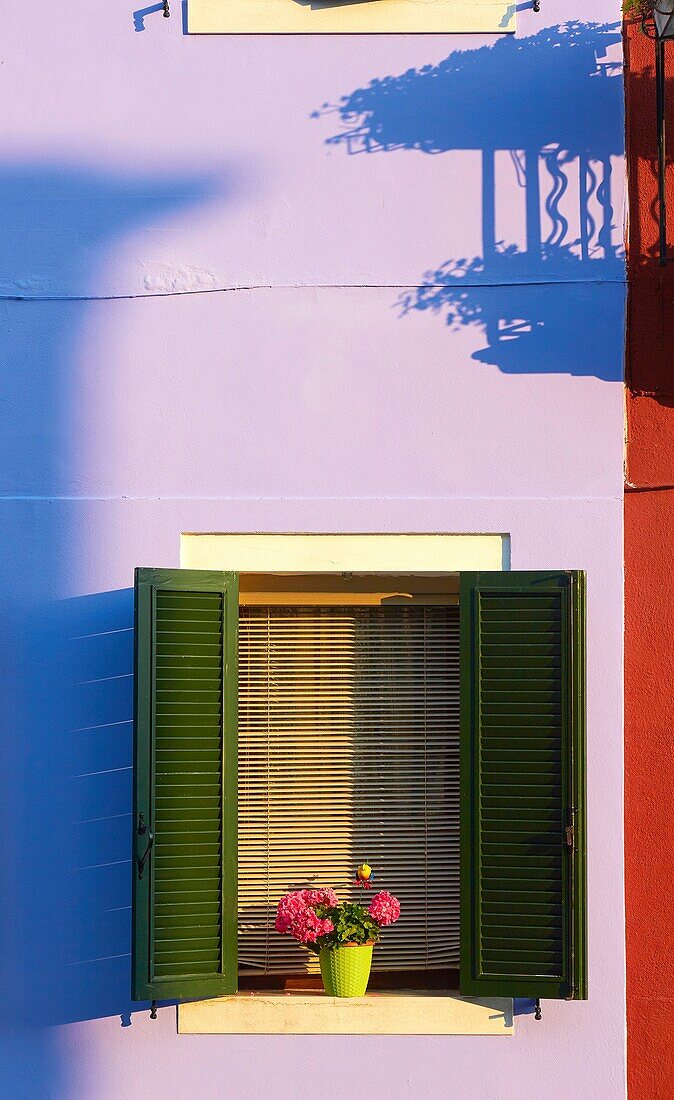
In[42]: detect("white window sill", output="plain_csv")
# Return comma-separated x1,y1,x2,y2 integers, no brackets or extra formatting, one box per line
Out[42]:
178,991,514,1035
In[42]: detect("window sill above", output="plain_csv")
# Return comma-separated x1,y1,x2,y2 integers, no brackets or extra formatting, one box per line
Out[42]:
187,0,516,35
178,991,514,1036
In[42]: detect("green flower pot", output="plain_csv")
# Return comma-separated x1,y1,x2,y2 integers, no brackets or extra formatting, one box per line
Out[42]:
319,943,374,997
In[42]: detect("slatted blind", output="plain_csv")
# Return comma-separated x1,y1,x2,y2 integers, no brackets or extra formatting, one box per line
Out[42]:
238,603,459,974
460,571,586,1001
132,569,238,1003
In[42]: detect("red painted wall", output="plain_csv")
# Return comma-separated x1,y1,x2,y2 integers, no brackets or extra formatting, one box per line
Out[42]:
625,20,674,1100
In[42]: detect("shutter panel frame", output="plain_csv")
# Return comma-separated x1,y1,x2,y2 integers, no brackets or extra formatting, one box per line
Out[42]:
132,567,239,1002
459,570,587,1001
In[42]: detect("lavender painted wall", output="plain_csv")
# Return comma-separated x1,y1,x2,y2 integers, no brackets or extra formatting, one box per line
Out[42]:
0,3,625,1098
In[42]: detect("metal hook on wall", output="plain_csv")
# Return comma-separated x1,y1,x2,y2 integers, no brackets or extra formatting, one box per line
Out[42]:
133,1,170,30
533,0,541,11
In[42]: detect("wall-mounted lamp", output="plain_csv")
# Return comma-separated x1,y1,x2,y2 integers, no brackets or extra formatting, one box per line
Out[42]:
655,0,674,38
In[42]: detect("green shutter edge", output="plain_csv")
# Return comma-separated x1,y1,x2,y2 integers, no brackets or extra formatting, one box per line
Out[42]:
132,567,239,1003
459,570,587,1002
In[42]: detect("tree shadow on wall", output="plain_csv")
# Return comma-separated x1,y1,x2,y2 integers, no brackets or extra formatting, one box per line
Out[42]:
317,21,626,380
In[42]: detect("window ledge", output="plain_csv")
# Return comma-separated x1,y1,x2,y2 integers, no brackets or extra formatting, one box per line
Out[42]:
188,0,516,35
178,991,514,1035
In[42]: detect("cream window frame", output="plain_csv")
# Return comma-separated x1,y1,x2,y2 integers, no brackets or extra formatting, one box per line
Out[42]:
181,533,508,574
177,532,512,1035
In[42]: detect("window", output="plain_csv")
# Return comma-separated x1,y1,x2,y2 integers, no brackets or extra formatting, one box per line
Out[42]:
132,567,586,1007
238,600,459,979
187,0,516,36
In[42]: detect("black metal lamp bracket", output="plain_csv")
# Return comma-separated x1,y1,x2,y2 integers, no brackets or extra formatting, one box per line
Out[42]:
657,36,670,265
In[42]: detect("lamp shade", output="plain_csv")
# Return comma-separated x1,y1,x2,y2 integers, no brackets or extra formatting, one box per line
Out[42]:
655,0,674,39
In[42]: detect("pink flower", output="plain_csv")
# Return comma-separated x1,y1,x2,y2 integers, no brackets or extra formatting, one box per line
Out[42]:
290,909,334,944
368,891,401,927
275,892,308,934
300,888,339,909
275,890,337,942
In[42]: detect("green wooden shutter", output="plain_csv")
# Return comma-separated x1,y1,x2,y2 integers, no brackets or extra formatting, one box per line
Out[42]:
132,568,238,1002
460,571,586,1001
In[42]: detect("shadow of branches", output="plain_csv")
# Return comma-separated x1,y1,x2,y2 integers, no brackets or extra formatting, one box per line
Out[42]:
317,21,626,378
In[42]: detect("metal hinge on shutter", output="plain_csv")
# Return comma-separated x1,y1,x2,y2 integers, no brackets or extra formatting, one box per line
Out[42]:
565,805,577,850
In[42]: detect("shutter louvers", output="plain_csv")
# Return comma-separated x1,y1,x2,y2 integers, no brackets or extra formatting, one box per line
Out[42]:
238,604,460,974
459,571,586,1000
132,568,238,1002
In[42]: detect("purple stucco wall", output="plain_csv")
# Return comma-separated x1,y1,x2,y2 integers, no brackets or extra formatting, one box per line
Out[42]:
0,3,626,1098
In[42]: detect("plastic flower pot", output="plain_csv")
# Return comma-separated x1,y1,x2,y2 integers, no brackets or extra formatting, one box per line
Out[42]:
319,942,374,997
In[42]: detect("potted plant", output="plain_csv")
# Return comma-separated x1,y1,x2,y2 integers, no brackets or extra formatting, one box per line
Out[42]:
275,877,401,998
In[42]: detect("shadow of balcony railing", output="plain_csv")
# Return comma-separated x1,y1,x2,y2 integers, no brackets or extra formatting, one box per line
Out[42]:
317,20,626,379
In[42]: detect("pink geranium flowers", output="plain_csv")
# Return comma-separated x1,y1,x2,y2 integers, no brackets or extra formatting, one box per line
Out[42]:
275,874,401,951
275,889,338,943
368,891,401,927
301,888,339,909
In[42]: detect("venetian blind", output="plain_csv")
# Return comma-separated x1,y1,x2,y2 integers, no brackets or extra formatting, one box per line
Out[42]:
238,603,459,974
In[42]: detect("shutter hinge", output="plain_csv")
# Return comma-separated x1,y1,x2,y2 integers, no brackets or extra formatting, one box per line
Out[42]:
565,807,577,850
534,998,542,1020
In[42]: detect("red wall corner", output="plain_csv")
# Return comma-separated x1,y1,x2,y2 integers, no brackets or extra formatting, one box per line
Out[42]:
625,18,674,1100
